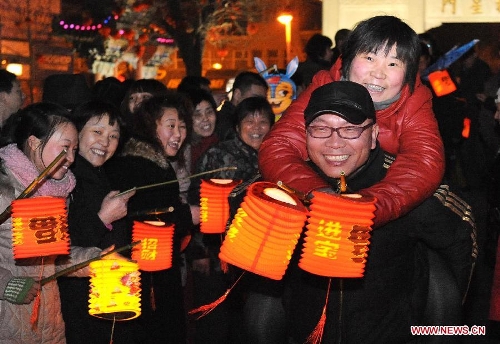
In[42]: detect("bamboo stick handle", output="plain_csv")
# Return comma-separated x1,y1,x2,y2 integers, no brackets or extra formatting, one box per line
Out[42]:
40,241,141,285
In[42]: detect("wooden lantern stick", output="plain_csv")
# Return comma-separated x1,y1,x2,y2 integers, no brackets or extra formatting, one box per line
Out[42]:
115,166,238,197
277,180,307,201
0,149,68,225
40,240,142,285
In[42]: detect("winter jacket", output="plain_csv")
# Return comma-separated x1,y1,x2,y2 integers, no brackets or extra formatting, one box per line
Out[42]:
286,145,475,343
258,59,445,226
188,136,261,205
105,137,193,343
189,134,220,173
59,154,133,344
0,164,100,344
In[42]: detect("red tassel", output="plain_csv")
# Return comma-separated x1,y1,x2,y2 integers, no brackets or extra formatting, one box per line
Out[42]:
306,305,327,344
189,289,230,319
150,274,156,311
30,258,45,328
30,291,41,327
188,272,245,319
220,259,229,274
306,278,332,344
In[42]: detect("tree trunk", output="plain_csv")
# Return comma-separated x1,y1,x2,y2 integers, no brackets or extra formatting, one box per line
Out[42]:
174,31,204,77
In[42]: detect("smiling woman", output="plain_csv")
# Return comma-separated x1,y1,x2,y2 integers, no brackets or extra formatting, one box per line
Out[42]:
0,103,104,344
59,100,136,344
104,92,199,343
259,15,445,227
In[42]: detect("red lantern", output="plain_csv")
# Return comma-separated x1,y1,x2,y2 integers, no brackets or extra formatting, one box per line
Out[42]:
219,182,308,280
132,221,174,271
462,117,471,139
200,179,241,234
299,192,376,278
88,259,141,321
11,197,70,259
246,23,258,35
216,48,229,58
428,70,457,97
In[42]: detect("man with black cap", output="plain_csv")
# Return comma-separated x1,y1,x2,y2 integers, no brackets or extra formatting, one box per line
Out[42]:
285,81,475,343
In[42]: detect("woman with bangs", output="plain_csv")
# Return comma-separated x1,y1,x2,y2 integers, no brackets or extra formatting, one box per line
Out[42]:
259,15,444,228
105,93,200,343
59,100,136,344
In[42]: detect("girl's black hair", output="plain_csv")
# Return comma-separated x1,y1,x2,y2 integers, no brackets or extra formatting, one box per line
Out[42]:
341,16,421,93
5,102,73,154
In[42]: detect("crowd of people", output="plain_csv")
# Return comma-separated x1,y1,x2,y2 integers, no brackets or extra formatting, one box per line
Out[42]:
0,13,497,344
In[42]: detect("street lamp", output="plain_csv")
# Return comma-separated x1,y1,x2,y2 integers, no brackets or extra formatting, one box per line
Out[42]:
277,11,293,64
6,63,23,76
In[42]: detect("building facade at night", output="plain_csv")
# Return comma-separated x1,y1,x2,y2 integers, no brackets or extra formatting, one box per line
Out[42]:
0,0,499,99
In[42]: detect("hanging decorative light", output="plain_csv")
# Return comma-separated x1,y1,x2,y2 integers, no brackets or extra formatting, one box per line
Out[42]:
88,259,142,321
219,182,308,280
11,197,69,259
299,192,376,278
132,221,174,271
200,179,241,234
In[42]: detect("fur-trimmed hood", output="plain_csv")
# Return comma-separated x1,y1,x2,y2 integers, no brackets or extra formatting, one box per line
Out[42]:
121,137,171,170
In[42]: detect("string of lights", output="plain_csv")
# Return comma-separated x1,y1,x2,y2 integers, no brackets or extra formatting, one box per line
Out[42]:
58,14,119,32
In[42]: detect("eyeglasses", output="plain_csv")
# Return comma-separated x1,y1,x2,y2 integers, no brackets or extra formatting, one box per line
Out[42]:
306,122,374,139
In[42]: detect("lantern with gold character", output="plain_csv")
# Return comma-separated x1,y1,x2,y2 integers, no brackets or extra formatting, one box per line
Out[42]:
132,221,174,271
200,179,241,234
299,192,376,278
11,196,70,259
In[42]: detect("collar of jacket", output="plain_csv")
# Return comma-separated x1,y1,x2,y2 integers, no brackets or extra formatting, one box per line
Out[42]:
307,143,394,193
120,137,171,170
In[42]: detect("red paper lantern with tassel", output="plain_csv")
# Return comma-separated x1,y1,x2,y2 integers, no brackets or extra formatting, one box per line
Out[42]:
11,196,70,259
428,70,457,97
132,221,174,271
219,182,308,280
299,192,376,278
200,179,241,234
88,259,142,321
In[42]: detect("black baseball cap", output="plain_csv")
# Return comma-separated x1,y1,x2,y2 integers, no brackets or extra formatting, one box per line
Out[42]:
304,81,376,125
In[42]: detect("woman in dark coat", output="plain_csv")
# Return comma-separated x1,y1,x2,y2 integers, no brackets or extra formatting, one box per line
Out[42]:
105,94,199,343
59,100,135,344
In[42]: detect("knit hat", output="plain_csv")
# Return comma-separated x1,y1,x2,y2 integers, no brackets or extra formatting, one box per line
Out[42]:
304,81,375,125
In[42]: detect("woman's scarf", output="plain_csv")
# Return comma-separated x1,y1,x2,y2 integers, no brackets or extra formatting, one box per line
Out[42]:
0,144,76,198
